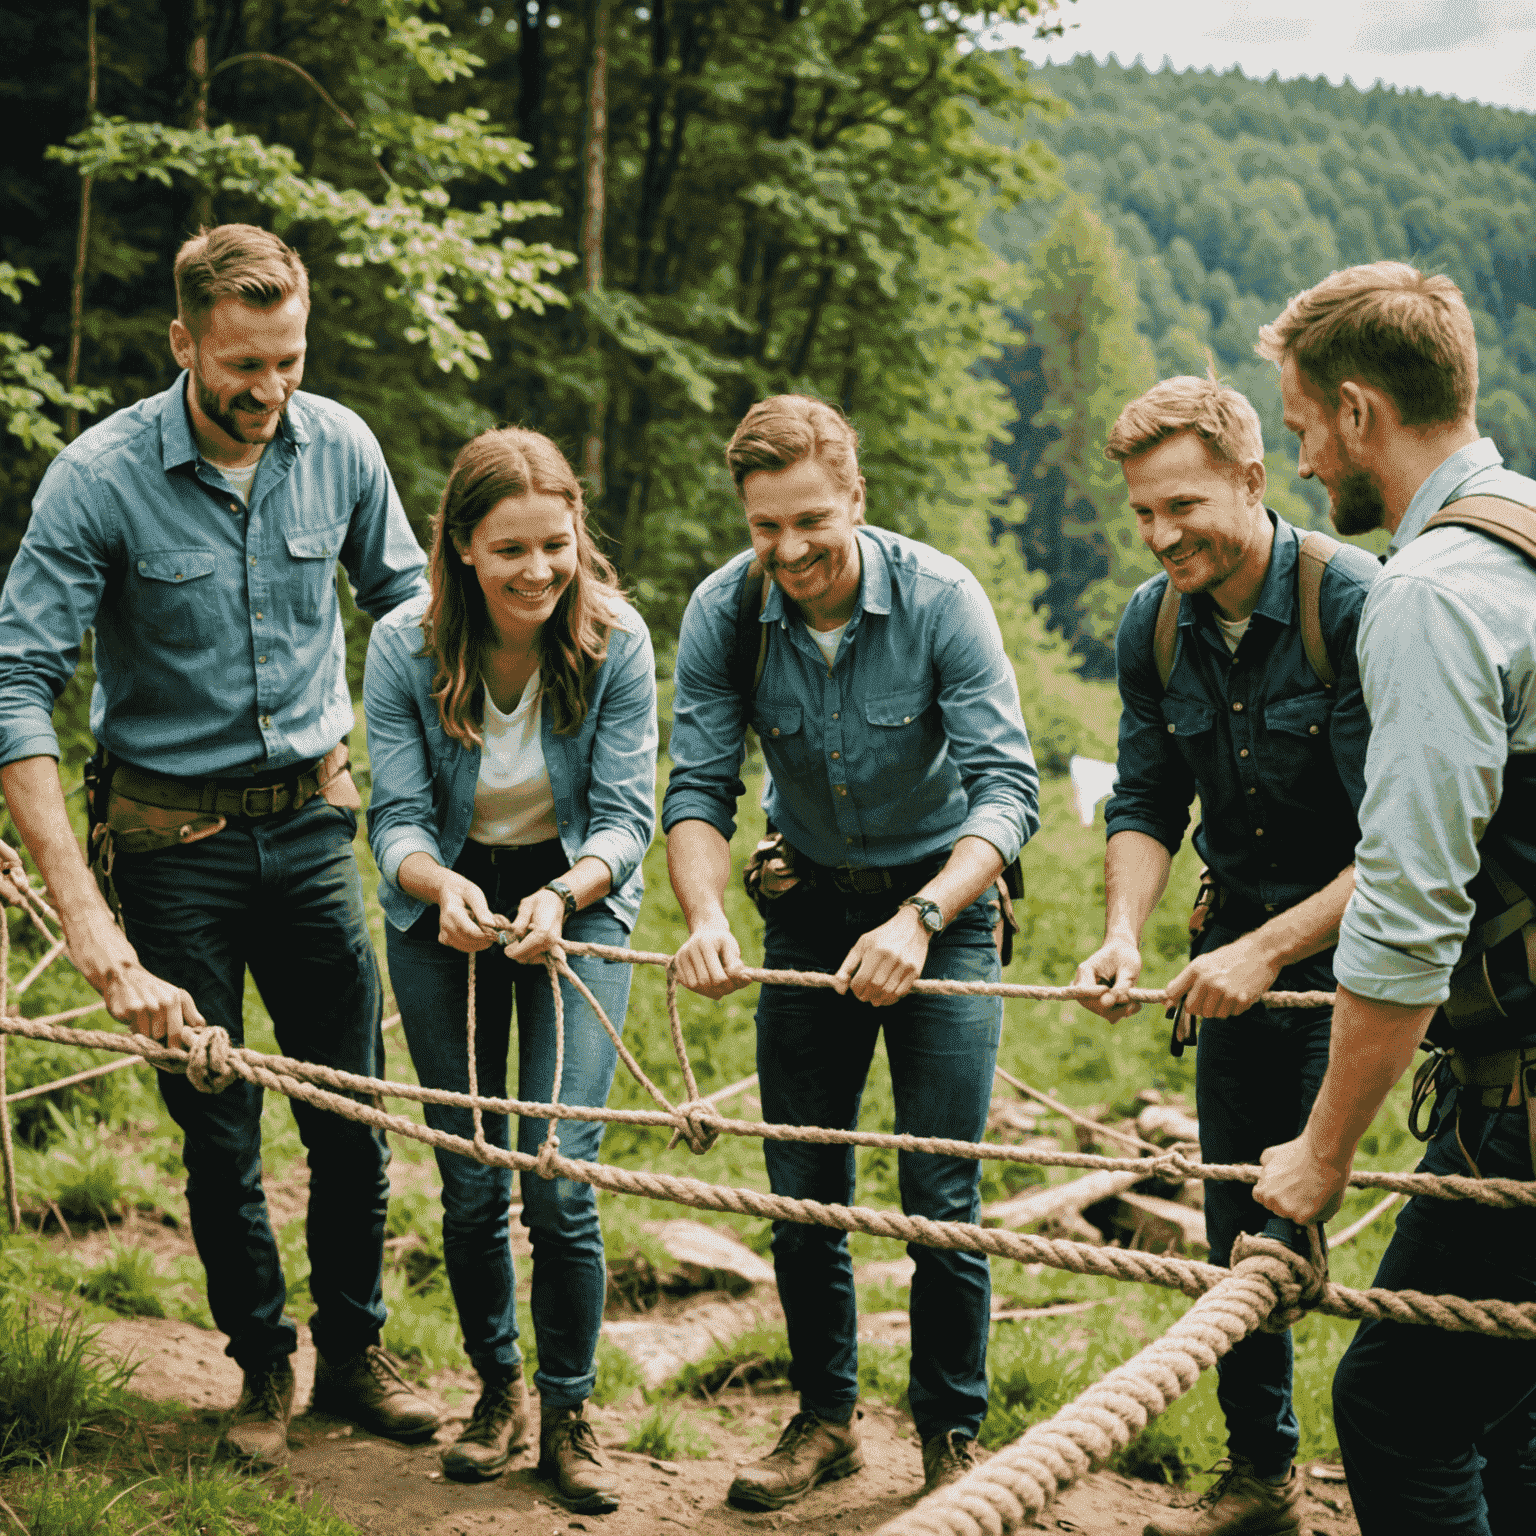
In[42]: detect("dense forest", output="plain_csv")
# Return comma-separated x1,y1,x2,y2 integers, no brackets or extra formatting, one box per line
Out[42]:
3,7,1533,688
982,55,1536,673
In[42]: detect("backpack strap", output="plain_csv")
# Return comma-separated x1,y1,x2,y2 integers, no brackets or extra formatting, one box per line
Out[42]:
1295,530,1342,690
1152,578,1181,690
1422,494,1536,564
729,556,772,714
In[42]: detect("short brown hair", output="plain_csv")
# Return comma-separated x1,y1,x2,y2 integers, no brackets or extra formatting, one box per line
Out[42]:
1105,375,1264,467
1256,261,1477,428
725,395,860,496
425,427,621,744
174,224,310,332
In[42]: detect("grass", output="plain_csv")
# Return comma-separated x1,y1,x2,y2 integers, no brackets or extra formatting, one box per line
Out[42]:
623,1403,715,1460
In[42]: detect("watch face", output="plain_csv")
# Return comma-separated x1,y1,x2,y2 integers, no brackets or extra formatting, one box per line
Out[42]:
921,905,943,933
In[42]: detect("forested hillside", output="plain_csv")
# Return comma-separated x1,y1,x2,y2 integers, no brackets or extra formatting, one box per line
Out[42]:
983,56,1536,674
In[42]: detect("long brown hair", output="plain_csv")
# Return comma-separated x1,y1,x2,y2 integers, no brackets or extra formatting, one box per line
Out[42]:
424,427,621,744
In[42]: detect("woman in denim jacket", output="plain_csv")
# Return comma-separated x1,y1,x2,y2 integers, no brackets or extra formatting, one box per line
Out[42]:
364,427,656,1512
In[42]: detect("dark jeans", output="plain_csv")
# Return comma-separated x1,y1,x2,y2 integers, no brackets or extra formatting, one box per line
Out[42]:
114,796,390,1371
385,839,631,1406
755,877,1002,1441
1194,921,1333,1478
1333,1086,1536,1535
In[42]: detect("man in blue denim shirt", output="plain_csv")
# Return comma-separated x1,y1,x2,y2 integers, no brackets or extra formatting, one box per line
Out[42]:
1074,377,1378,1536
1256,263,1536,1536
0,226,432,1464
664,396,1038,1509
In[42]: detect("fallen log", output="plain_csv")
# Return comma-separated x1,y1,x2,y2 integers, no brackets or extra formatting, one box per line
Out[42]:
1136,1103,1201,1147
1112,1191,1209,1253
982,1169,1143,1230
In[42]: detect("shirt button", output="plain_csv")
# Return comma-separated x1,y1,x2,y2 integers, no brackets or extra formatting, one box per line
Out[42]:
1265,903,1277,912
257,655,267,664
1247,787,1256,795
904,716,912,724
255,612,263,621
832,712,839,720
249,557,257,567
846,836,854,845
1232,701,1245,713
1239,748,1250,758
835,785,848,797
1167,723,1176,734
1254,827,1265,837
1308,725,1320,735
229,502,238,513
830,751,840,760
261,714,271,727
138,561,147,571
770,727,780,737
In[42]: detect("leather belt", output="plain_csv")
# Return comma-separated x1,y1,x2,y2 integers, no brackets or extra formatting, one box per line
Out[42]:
109,744,347,820
795,850,947,897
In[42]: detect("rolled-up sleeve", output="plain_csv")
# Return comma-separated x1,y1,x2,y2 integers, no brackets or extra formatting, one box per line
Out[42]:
1104,585,1194,854
0,457,110,769
363,623,446,890
661,581,749,841
1334,573,1506,1005
342,431,429,621
577,622,658,886
931,574,1039,863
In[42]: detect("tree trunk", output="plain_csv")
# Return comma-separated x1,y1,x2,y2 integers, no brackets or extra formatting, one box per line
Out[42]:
581,0,611,501
64,0,98,443
189,0,212,229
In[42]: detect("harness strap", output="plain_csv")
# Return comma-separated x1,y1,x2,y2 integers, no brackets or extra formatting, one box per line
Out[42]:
1422,493,1536,564
1295,530,1341,689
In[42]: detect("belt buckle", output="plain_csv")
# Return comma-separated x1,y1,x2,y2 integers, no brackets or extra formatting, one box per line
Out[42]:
240,783,280,817
844,867,889,895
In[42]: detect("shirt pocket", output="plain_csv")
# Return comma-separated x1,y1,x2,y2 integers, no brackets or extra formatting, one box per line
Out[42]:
862,687,935,793
864,688,932,730
753,701,814,778
284,520,348,623
1158,694,1217,775
132,548,218,651
1263,691,1335,784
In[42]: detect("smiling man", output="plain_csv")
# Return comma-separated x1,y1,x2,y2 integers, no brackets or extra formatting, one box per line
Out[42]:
663,394,1038,1508
0,225,433,1465
1074,375,1378,1536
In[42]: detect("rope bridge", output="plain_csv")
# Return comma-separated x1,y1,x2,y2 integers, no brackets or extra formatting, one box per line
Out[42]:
4,887,1533,1536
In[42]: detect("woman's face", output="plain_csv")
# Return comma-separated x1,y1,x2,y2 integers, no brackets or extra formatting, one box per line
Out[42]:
456,492,580,641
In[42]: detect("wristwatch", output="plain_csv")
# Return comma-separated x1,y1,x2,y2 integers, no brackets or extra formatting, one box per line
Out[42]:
899,895,944,934
543,878,579,918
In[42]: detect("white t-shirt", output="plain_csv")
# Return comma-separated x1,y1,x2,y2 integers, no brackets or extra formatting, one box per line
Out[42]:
805,620,848,668
216,451,263,506
467,670,560,846
1214,611,1251,654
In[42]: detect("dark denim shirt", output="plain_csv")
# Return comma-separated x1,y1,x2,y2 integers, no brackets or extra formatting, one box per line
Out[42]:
1105,513,1379,915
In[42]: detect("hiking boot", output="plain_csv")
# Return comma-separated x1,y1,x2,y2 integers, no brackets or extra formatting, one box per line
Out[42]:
1143,1458,1301,1536
922,1429,980,1493
727,1409,864,1511
311,1343,440,1442
440,1368,531,1482
538,1403,621,1513
226,1357,296,1470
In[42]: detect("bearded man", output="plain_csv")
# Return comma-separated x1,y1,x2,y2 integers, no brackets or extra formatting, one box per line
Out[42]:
0,224,435,1466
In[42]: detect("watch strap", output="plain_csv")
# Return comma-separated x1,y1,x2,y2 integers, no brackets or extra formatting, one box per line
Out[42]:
899,895,944,933
543,878,578,918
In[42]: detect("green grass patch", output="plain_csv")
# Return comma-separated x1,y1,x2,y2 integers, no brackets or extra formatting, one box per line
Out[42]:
623,1403,714,1460
666,1325,795,1400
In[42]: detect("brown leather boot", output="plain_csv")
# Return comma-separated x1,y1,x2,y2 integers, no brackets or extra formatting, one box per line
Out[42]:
311,1344,440,1442
225,1357,295,1470
1142,1459,1302,1536
727,1409,864,1511
440,1367,530,1482
538,1403,621,1513
921,1429,980,1492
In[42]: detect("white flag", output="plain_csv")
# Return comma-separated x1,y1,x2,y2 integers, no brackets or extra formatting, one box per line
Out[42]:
1069,754,1119,828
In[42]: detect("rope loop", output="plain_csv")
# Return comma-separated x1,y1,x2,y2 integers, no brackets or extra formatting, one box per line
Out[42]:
183,1025,239,1094
1232,1227,1328,1331
534,1131,561,1181
667,1099,721,1157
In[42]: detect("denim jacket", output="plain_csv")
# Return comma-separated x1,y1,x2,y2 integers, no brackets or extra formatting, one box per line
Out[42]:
364,592,658,932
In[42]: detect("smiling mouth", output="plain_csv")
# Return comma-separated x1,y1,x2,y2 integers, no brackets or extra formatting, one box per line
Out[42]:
510,583,557,600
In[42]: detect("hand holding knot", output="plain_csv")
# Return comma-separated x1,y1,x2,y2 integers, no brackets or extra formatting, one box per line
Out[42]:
182,1025,239,1094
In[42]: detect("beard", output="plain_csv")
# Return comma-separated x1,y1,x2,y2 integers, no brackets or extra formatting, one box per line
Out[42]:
192,366,285,447
1330,468,1389,536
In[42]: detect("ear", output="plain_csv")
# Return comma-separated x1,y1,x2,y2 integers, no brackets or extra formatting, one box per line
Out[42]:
1336,380,1371,446
455,542,475,567
169,316,194,372
1242,457,1266,506
850,474,868,525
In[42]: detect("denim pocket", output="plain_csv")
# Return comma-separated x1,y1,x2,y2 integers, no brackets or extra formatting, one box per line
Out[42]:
133,548,218,650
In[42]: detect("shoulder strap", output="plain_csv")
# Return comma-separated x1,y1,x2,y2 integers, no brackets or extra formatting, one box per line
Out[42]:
1152,578,1181,690
1422,494,1536,565
1295,529,1341,690
729,556,772,710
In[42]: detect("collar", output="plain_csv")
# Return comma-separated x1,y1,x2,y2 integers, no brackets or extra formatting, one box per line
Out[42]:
1178,510,1294,629
760,526,888,626
158,370,310,473
1390,438,1504,553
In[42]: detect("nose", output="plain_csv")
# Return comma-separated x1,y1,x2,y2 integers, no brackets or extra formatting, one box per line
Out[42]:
521,550,551,584
776,528,810,567
250,367,286,408
1143,514,1180,558
1297,442,1313,480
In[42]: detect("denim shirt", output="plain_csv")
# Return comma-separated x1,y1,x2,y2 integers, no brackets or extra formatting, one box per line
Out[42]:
0,374,428,776
363,592,658,933
1336,440,1536,1017
662,526,1039,868
1106,513,1379,914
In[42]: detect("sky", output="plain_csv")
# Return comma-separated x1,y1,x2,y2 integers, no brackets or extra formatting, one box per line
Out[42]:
996,1,1536,114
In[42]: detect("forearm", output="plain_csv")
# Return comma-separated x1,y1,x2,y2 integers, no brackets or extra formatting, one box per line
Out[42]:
1103,831,1174,943
916,836,1006,925
1248,865,1355,971
0,756,109,934
666,818,733,931
1304,984,1436,1168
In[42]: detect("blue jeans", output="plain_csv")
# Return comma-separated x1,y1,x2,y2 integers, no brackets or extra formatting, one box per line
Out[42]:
114,795,390,1370
385,839,631,1405
1333,1084,1536,1535
755,877,1002,1441
1194,921,1333,1477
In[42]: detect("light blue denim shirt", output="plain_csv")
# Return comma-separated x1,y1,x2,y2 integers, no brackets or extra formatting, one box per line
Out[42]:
1335,439,1536,1005
0,373,428,776
663,526,1039,868
364,592,658,933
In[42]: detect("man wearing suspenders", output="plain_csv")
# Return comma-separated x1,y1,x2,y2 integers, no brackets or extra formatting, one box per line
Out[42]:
1255,262,1536,1535
1076,376,1379,1536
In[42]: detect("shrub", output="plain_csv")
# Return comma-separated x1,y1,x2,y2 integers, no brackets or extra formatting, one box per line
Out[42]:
15,1104,151,1222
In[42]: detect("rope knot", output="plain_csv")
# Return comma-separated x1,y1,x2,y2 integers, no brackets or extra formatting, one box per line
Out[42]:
183,1025,239,1094
667,1100,720,1157
1231,1227,1327,1331
534,1131,561,1181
